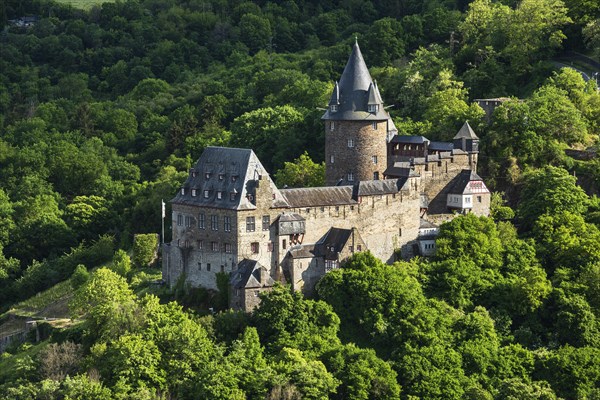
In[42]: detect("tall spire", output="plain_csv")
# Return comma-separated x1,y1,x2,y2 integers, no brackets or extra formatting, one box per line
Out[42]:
322,41,389,121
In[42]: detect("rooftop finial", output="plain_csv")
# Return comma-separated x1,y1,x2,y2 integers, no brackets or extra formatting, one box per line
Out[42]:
355,35,358,44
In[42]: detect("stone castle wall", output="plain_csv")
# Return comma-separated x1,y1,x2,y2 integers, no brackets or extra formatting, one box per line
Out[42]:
325,120,388,185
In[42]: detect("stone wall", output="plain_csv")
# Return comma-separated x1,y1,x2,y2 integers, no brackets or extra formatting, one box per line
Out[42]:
325,120,388,185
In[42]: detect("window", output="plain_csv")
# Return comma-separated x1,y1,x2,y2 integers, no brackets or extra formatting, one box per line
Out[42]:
198,213,205,229
357,245,362,251
197,240,203,250
180,188,185,195
230,192,236,201
191,189,197,197
330,155,334,163
207,263,211,271
330,104,338,112
232,175,238,182
184,240,189,248
211,241,218,252
198,262,201,270
254,290,259,297
372,155,378,164
211,215,218,231
203,190,209,198
246,216,255,232
262,215,270,230
220,265,225,272
224,216,231,232
372,122,377,130
205,173,210,179
267,242,273,252
282,239,287,250
347,138,354,148
218,174,224,180
325,260,339,272
177,214,183,226
251,242,259,254
224,243,232,253
191,170,197,178
347,172,354,182
477,196,482,203
217,191,223,200
373,171,379,180
349,245,354,252
368,104,378,113
330,121,335,131
185,216,192,227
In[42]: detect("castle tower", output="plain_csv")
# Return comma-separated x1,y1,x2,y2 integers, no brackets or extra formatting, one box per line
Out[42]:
322,41,394,186
453,121,479,170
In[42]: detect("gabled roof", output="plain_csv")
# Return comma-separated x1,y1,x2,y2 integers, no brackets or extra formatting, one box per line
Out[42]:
288,244,316,259
322,42,390,121
453,121,479,140
230,259,275,289
448,169,488,195
314,228,354,259
419,218,438,229
329,82,340,105
172,146,289,210
367,82,383,105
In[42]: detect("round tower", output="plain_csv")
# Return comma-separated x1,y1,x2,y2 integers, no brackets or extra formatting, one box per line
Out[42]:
322,41,394,186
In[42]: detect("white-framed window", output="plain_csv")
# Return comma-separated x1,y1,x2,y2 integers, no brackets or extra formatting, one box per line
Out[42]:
224,216,231,232
368,104,378,113
224,243,232,253
330,104,338,112
262,215,270,230
184,216,192,227
211,215,218,231
246,216,255,232
197,240,203,250
198,213,205,229
203,190,209,198
180,188,185,195
348,138,354,148
191,189,197,197
372,155,378,164
217,191,223,200
347,172,354,182
211,241,218,252
177,214,183,226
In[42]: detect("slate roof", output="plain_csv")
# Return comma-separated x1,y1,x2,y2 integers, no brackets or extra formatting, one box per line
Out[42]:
172,147,289,210
288,244,316,259
383,162,419,179
281,186,356,208
429,141,454,152
448,170,488,195
314,228,354,259
352,178,409,198
322,42,390,121
230,259,275,289
419,219,438,229
453,121,479,140
390,135,430,145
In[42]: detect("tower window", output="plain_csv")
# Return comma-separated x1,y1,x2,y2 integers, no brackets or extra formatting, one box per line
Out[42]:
347,139,354,148
330,121,335,131
372,122,377,130
177,214,183,226
372,155,378,164
348,172,354,182
251,242,259,254
368,104,378,113
330,104,338,112
330,155,334,163
373,172,379,180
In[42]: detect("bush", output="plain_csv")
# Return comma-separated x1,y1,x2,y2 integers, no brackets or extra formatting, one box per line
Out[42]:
132,234,159,269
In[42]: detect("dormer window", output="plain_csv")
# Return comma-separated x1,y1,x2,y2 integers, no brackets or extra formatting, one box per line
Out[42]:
330,104,338,112
180,188,185,195
191,170,197,178
217,191,223,200
191,189,197,197
232,175,238,182
230,192,236,201
368,104,379,113
205,172,211,179
218,174,224,181
203,190,209,198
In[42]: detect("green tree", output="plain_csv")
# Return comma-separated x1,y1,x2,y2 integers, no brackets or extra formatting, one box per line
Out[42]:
132,234,158,269
275,152,324,188
111,249,132,278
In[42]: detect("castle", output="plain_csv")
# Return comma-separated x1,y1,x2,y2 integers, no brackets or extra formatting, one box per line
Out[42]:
162,42,490,311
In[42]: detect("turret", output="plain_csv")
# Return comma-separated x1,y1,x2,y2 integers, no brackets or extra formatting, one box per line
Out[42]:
322,41,392,186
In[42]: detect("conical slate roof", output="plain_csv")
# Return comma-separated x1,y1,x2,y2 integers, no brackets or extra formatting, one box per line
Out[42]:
322,42,389,121
453,121,479,140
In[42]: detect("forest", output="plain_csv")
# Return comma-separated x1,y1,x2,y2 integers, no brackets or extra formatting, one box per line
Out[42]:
0,0,599,398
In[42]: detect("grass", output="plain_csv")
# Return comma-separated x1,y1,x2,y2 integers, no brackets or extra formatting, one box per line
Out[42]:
54,0,115,10
5,280,73,319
